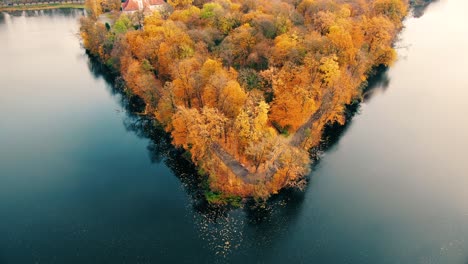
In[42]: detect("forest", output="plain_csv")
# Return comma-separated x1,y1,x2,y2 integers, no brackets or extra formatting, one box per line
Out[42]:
80,0,408,202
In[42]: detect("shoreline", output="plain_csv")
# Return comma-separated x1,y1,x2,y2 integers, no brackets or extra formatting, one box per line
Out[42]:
79,0,418,202
0,2,84,12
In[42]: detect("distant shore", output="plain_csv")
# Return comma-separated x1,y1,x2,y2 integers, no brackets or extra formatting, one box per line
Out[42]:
0,1,84,12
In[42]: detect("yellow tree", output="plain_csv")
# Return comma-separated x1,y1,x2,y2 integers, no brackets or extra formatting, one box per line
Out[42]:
85,0,102,20
363,16,397,66
318,54,340,88
269,65,318,132
245,134,278,172
327,24,356,64
272,145,310,191
167,0,193,9
171,57,202,109
373,0,408,24
234,99,270,149
218,80,247,118
155,83,177,129
271,33,298,66
171,107,227,164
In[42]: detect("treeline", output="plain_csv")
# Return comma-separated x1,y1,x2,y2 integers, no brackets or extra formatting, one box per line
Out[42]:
80,0,408,200
1,0,83,5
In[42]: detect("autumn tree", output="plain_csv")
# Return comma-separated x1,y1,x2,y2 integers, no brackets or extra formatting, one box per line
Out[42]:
219,23,256,67
80,17,107,57
101,0,121,12
171,57,202,108
269,64,319,132
272,145,310,191
85,0,102,20
172,107,227,163
373,0,408,24
167,0,193,9
318,54,340,88
245,135,277,172
363,16,397,66
235,100,271,149
80,0,410,199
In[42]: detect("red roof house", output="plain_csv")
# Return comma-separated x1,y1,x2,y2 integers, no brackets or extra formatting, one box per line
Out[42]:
122,0,165,13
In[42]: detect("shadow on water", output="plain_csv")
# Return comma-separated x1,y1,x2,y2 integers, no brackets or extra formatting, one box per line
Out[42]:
411,0,439,18
81,1,438,256
82,3,447,252
309,0,439,166
82,38,403,257
245,188,306,225
85,55,208,207
85,54,308,258
362,66,391,101
308,65,390,168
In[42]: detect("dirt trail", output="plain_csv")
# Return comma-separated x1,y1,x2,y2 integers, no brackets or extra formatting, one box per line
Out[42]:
212,143,253,182
212,93,333,183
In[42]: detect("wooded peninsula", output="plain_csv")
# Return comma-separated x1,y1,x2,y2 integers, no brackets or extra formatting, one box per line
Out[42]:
80,0,409,203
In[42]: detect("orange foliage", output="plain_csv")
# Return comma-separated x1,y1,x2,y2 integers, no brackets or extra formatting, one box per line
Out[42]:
80,0,409,199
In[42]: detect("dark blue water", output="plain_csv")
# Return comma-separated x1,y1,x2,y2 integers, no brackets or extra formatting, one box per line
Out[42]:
1,1,468,263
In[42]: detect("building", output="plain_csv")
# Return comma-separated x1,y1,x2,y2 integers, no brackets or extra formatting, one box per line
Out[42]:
121,0,165,13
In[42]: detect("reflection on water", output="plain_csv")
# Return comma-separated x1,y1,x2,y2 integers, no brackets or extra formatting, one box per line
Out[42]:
311,66,392,164
362,66,391,102
2,1,468,263
3,8,84,18
85,53,308,259
412,0,440,17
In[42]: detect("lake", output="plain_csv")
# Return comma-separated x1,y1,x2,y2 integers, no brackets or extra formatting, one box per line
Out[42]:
1,1,468,263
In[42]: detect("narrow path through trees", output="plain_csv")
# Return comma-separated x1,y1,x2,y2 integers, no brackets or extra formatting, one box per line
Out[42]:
212,92,334,184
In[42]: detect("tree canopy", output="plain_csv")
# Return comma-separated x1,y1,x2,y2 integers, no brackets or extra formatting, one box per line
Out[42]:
81,0,408,200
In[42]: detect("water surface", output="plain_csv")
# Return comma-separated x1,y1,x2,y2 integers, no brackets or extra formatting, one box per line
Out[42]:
1,2,468,263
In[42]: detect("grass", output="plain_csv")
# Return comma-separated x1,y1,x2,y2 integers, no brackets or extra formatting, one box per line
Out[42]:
205,191,242,208
201,176,242,207
0,3,84,11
